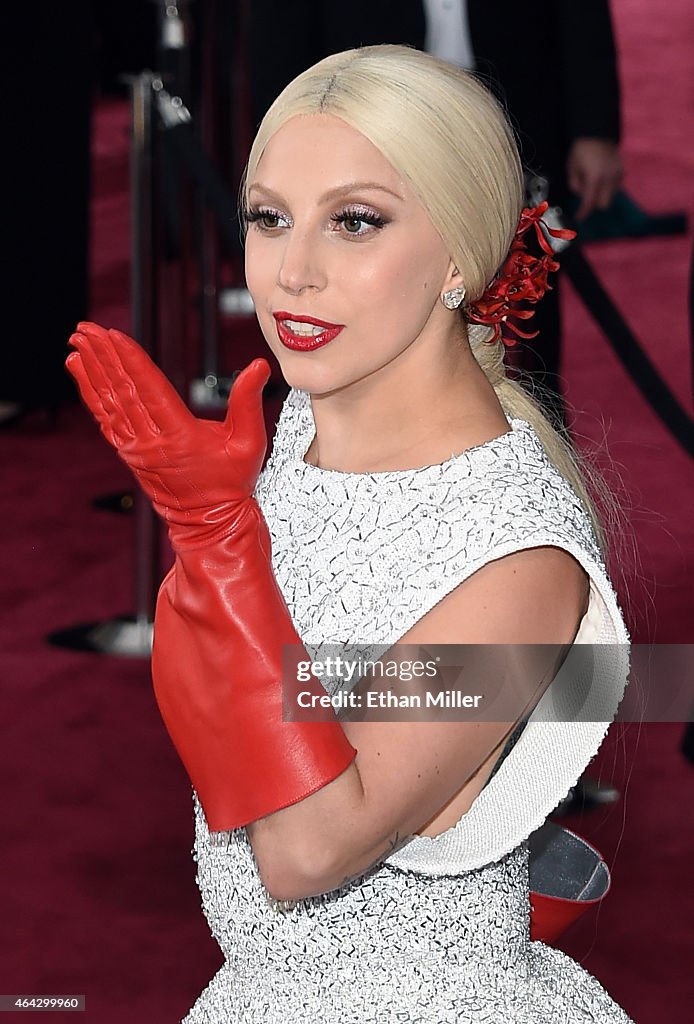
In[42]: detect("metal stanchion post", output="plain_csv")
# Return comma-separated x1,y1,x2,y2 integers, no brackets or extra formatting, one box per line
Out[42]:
126,71,160,655
197,0,220,391
153,0,192,91
49,72,160,657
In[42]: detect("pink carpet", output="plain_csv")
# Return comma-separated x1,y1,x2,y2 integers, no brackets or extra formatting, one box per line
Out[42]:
1,1,692,1020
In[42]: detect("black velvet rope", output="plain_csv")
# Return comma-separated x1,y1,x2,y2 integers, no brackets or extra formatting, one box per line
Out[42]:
562,244,694,459
158,117,242,253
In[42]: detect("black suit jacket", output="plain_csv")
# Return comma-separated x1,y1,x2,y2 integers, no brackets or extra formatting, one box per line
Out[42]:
248,0,426,128
248,0,620,194
467,0,621,191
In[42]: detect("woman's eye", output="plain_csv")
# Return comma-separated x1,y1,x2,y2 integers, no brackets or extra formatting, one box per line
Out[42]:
333,208,387,236
343,216,367,234
246,207,289,230
259,212,280,229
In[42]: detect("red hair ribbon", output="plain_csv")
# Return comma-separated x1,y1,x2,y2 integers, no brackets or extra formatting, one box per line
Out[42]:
465,201,576,347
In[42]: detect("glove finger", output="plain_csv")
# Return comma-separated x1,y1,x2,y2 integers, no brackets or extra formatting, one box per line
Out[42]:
224,358,271,444
77,323,161,439
66,351,121,448
106,328,193,434
95,328,165,441
69,331,136,443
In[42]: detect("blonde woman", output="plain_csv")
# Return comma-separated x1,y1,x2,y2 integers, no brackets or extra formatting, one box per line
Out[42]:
67,45,633,1023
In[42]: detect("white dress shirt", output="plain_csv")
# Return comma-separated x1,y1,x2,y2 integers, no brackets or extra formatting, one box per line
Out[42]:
422,0,475,69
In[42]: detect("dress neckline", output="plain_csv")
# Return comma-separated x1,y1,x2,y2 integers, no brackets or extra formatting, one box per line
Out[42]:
288,388,534,482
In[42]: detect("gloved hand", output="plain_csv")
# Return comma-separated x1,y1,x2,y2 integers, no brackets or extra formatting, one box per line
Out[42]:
66,321,268,548
66,322,357,831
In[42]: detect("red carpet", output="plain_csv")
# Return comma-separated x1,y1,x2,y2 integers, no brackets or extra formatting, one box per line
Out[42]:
1,1,692,1020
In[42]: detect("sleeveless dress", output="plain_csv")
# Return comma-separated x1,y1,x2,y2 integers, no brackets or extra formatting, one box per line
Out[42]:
182,388,634,1024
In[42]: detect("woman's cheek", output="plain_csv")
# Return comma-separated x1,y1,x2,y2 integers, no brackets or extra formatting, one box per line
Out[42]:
244,237,272,301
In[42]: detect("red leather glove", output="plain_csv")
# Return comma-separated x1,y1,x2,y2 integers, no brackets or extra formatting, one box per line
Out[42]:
66,322,357,831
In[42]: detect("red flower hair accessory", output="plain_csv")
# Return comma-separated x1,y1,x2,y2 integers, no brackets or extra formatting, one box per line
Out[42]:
465,201,576,347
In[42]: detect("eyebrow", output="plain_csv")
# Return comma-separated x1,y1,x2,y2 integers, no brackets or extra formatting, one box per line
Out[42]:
247,181,405,204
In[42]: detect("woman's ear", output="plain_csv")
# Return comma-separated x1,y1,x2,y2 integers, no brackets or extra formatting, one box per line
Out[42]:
439,261,467,310
444,261,465,289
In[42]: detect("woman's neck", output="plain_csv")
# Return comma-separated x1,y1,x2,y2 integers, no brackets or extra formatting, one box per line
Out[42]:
304,338,510,474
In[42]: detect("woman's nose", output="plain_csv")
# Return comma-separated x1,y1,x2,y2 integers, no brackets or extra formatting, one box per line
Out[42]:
277,230,328,295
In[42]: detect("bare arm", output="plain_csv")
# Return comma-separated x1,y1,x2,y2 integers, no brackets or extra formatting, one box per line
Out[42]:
247,545,589,901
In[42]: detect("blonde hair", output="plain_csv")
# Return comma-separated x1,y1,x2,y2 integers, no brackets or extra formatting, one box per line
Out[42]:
241,44,614,554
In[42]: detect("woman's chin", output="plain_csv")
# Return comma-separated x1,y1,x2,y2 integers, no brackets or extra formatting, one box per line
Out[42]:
275,358,352,397
282,374,343,397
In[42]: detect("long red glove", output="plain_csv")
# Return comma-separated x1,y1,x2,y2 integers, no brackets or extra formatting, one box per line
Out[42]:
66,322,356,831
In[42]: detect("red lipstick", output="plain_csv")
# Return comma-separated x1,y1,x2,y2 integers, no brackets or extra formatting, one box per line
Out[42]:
272,311,345,352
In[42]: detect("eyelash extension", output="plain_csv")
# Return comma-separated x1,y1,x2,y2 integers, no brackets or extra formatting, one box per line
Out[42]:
244,206,283,225
331,205,388,230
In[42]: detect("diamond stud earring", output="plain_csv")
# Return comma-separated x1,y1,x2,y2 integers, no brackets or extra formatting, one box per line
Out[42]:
441,286,466,310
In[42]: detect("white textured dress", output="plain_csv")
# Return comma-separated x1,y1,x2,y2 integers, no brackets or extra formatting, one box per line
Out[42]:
182,388,634,1023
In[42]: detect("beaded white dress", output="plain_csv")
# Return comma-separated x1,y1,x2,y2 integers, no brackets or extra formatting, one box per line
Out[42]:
181,388,634,1024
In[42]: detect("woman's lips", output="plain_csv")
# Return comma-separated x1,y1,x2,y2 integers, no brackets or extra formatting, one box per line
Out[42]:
272,311,345,352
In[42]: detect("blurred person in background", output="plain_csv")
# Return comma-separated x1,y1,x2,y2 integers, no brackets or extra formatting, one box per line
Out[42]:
0,1,155,428
0,3,94,426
